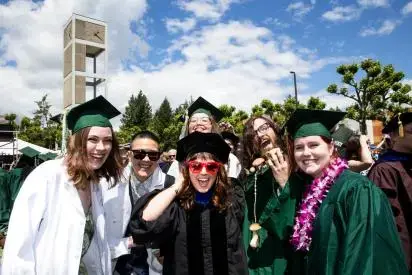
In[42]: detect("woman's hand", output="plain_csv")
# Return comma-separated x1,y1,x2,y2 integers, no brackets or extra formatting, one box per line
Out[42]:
265,148,289,189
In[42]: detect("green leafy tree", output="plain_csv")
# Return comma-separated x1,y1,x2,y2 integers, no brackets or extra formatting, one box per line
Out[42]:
327,58,412,133
307,96,326,110
150,98,173,146
33,94,51,128
119,91,152,143
120,90,152,129
4,113,17,130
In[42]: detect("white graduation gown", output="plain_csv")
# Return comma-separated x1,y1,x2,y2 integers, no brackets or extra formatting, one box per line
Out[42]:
1,159,111,275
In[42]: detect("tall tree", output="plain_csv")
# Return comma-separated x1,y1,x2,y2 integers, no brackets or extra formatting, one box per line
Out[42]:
307,96,327,110
120,90,152,129
33,94,52,128
327,58,412,133
4,113,17,130
151,98,173,146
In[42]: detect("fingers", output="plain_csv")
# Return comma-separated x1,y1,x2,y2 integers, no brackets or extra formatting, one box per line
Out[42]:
266,148,284,166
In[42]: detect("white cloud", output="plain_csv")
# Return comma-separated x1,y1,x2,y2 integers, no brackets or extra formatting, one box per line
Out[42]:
165,17,197,33
357,0,389,8
0,0,148,116
401,2,412,15
322,5,362,22
359,20,401,37
262,17,290,29
286,2,314,20
176,0,241,21
0,1,354,129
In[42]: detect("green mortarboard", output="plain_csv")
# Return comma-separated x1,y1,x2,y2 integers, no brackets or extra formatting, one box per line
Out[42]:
382,112,412,136
221,131,240,145
176,132,231,163
67,95,121,133
285,109,346,139
187,97,224,122
19,147,40,158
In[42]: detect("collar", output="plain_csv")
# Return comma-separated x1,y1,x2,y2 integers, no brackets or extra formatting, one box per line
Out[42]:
195,188,213,206
128,164,165,190
377,150,412,163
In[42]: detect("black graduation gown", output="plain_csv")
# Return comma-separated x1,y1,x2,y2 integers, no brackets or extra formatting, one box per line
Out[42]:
368,152,412,271
128,181,248,275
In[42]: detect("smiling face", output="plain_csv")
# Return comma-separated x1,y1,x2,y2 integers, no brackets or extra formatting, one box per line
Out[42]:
188,154,219,193
253,118,278,155
294,136,334,178
188,113,213,134
86,126,113,170
130,138,160,182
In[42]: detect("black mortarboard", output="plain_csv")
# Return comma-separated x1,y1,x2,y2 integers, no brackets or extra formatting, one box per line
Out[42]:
176,132,230,163
382,112,412,137
67,95,121,133
187,97,224,122
285,109,346,139
221,131,240,145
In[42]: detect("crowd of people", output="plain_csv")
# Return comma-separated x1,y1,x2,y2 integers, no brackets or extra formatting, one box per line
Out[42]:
0,95,411,275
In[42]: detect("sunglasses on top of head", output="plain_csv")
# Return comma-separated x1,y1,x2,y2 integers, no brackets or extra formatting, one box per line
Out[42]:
131,150,161,161
186,160,222,174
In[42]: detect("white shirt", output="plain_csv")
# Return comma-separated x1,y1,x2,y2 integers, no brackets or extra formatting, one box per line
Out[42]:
103,164,167,275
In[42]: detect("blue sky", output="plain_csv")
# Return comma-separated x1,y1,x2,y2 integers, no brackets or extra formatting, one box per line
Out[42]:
0,0,411,125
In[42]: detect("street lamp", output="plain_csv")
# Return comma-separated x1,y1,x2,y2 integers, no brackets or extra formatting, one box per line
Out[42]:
290,71,298,105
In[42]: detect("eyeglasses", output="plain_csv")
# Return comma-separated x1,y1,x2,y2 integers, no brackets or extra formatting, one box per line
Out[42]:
254,123,270,135
169,155,176,158
186,160,222,174
189,117,211,125
131,150,161,161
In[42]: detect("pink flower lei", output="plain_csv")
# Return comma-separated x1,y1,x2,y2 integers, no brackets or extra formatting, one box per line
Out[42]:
290,157,348,252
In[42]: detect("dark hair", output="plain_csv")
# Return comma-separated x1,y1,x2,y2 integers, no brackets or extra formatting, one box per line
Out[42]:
345,135,361,160
65,127,123,189
177,152,231,212
241,115,286,169
130,130,160,146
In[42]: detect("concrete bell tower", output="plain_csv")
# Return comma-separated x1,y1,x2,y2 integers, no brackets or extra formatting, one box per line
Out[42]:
61,14,108,152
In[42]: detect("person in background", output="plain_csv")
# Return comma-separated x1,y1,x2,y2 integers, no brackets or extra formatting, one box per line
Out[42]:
368,112,412,272
168,97,242,179
332,126,374,173
159,152,171,174
2,96,123,274
241,115,293,275
285,109,407,274
103,131,175,275
128,132,247,274
167,149,176,162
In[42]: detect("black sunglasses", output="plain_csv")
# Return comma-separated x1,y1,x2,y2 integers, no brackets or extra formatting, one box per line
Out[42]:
131,150,161,161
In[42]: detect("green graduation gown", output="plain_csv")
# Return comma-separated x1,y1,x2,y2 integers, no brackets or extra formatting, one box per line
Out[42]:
0,168,10,233
292,169,408,275
242,166,304,274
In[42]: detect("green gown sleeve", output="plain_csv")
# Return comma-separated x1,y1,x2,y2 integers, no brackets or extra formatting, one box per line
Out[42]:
0,170,11,233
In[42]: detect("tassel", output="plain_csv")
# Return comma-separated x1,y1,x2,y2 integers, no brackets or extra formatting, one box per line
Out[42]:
398,114,404,138
250,231,259,248
249,223,261,249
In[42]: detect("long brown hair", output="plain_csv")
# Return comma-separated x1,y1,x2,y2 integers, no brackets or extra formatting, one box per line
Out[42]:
178,152,231,212
65,127,123,189
241,115,287,169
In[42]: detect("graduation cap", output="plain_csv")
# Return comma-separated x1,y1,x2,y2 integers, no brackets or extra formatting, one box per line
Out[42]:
67,95,121,133
382,112,412,137
221,131,240,145
331,126,354,157
19,147,41,158
285,109,346,139
187,97,224,122
176,132,231,163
